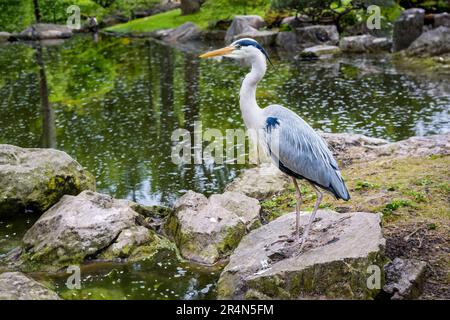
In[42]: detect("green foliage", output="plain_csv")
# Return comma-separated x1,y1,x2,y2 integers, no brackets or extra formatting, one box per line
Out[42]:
399,0,450,12
354,180,380,190
0,0,34,32
382,199,413,216
108,0,271,33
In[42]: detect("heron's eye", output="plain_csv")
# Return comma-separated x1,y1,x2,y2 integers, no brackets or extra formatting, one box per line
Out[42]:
235,44,242,49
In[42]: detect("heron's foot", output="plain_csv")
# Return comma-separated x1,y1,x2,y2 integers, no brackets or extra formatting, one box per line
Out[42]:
264,230,307,257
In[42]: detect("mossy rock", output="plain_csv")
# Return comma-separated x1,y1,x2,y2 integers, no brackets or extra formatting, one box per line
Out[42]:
0,145,95,218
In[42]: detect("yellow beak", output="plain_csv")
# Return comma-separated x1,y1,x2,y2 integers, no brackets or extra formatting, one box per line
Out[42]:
199,46,234,58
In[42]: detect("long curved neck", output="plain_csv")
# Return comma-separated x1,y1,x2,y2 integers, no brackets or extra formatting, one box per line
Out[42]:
239,54,266,130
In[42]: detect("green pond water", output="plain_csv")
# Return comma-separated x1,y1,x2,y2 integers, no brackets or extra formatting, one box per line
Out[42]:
0,34,449,299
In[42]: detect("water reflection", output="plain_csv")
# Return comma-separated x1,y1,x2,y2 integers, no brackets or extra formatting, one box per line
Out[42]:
0,35,449,206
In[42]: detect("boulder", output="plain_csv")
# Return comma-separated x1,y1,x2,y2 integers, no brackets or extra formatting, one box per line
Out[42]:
233,30,278,47
0,145,95,217
393,8,425,52
225,163,290,200
163,22,202,43
433,13,450,28
275,31,299,53
0,32,11,43
300,45,341,59
406,26,450,57
339,35,392,53
218,210,386,299
295,25,339,48
0,272,60,300
18,190,177,271
225,15,266,43
166,191,261,265
17,23,73,40
383,258,427,299
201,30,226,41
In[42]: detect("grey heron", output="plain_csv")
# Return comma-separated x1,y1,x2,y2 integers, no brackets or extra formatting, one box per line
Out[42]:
200,38,350,250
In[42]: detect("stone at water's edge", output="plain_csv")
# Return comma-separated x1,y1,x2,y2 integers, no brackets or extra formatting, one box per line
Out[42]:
406,26,450,57
339,35,392,53
16,190,178,271
300,45,341,59
393,8,425,52
166,191,261,265
163,22,202,43
14,23,73,40
218,210,386,299
0,145,95,217
0,272,60,300
225,163,290,200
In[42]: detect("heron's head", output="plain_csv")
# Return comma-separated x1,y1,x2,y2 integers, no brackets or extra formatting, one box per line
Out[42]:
199,38,272,65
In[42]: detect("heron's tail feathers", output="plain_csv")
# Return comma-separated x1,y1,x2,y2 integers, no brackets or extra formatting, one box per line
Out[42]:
328,170,350,201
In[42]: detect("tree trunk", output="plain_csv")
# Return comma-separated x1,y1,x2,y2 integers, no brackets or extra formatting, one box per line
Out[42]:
181,0,200,15
33,0,41,23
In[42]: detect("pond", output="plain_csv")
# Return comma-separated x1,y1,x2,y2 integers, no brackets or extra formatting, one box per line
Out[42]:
0,34,449,299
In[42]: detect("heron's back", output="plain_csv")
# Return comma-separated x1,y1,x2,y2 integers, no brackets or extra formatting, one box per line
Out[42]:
261,104,350,200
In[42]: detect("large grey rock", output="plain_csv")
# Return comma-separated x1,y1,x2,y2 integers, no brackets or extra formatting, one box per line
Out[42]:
19,191,177,271
225,163,290,200
17,23,73,40
393,8,425,52
163,22,201,43
406,26,450,57
383,258,427,299
276,31,299,52
166,190,261,265
218,210,386,299
225,15,266,43
0,145,95,216
0,32,11,43
433,13,450,28
295,25,339,48
300,45,341,59
233,30,278,47
0,272,60,300
339,35,392,53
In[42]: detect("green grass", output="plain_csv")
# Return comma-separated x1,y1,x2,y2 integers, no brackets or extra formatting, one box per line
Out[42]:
106,0,270,33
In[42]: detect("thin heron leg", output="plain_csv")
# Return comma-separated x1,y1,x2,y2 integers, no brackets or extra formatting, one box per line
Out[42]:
299,182,323,250
292,177,302,240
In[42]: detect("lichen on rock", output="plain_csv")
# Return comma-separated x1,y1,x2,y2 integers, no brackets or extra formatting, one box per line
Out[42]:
166,190,261,265
0,144,95,217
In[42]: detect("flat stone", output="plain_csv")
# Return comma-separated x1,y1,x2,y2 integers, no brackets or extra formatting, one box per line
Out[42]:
340,35,392,53
218,210,386,299
300,45,341,59
0,272,60,300
383,258,427,299
166,190,261,265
